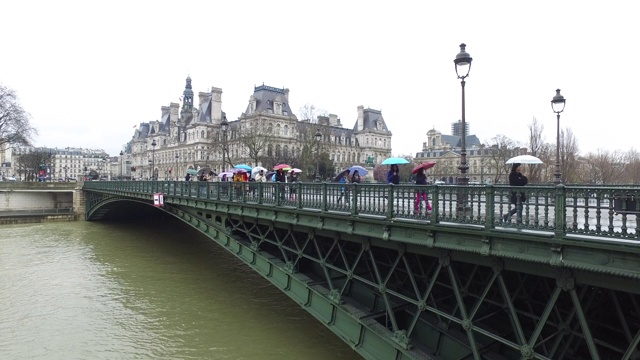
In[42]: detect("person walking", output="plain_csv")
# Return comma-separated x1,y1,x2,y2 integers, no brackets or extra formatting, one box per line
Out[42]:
288,171,298,201
336,174,350,204
387,164,400,185
255,170,267,182
503,163,528,223
414,168,432,214
275,168,287,200
351,170,361,184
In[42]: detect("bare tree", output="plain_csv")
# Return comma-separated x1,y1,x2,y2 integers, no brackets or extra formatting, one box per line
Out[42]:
622,149,640,184
0,84,37,147
581,150,625,184
527,117,546,183
560,128,580,183
486,134,520,184
15,150,51,181
236,121,275,165
298,103,328,123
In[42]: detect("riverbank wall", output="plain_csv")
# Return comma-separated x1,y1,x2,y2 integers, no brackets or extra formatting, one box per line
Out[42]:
0,182,85,224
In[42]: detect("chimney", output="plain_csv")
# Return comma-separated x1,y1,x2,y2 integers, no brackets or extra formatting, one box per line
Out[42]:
284,88,289,100
357,105,364,131
198,92,208,106
211,87,223,123
329,114,338,126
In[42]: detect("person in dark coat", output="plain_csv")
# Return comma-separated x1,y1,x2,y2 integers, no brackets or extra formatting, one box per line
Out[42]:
275,168,286,200
288,171,298,201
387,165,400,185
414,168,431,213
504,163,528,222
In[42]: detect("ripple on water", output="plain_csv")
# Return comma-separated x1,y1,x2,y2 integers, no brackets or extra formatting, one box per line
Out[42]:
0,222,361,360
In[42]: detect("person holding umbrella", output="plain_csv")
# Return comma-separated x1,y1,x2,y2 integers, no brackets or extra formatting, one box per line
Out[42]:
351,170,361,184
387,164,400,184
275,168,287,200
414,168,432,214
504,163,528,223
255,169,267,182
336,173,350,204
288,170,299,201
412,162,435,215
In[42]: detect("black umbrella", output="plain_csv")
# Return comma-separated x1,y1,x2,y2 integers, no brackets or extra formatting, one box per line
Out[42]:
333,169,350,182
197,167,213,176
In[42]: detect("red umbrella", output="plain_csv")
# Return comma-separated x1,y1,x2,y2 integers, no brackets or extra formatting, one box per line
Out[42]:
412,162,436,174
273,164,292,170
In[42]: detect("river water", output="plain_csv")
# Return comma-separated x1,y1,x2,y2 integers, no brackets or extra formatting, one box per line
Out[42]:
0,220,361,360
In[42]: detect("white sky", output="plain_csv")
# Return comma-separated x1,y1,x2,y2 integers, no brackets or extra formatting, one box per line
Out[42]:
1,1,637,157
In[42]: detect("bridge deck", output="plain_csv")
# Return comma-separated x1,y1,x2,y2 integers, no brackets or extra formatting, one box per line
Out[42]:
83,181,640,360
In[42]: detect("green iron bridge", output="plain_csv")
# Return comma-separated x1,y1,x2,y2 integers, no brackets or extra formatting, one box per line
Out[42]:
83,181,640,360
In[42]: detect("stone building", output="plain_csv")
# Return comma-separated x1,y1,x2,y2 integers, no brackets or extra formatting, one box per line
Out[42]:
414,122,491,184
2,145,107,181
124,77,392,180
414,121,527,184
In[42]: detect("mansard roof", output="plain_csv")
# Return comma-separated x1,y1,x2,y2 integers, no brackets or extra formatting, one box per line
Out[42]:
198,94,212,123
352,108,390,132
244,85,294,116
440,134,482,148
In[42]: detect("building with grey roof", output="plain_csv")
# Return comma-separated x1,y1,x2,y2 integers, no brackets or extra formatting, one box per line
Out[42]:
124,77,392,180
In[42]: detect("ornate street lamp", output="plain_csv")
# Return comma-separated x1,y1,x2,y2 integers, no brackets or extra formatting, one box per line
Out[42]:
314,128,322,182
151,139,157,180
454,43,472,186
148,159,152,180
221,115,229,172
551,89,566,184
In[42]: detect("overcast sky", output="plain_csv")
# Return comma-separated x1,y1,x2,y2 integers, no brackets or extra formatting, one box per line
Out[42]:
1,1,637,157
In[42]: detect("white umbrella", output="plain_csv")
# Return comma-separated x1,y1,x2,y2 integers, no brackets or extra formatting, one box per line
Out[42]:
505,155,543,164
251,166,268,177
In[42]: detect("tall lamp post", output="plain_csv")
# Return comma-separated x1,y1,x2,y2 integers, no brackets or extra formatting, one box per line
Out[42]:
151,139,157,180
175,154,179,180
551,89,566,184
221,116,229,173
119,151,124,180
314,128,322,181
63,165,68,182
454,43,472,186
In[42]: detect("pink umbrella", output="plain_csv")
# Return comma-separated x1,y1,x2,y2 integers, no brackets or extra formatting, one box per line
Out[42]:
412,162,436,174
273,164,292,170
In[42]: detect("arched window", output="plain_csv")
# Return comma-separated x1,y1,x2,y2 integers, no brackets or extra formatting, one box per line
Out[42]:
275,145,281,157
268,144,273,157
283,145,289,157
201,130,205,138
276,124,281,136
283,125,289,136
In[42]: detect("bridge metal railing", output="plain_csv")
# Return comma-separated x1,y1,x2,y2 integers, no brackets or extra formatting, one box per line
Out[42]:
84,181,639,240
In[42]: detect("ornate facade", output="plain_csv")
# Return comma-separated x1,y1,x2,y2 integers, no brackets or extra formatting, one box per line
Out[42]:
125,77,392,180
414,125,492,184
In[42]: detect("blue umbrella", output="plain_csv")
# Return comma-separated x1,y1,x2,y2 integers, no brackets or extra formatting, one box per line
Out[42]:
381,157,409,165
348,165,368,176
233,164,252,171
